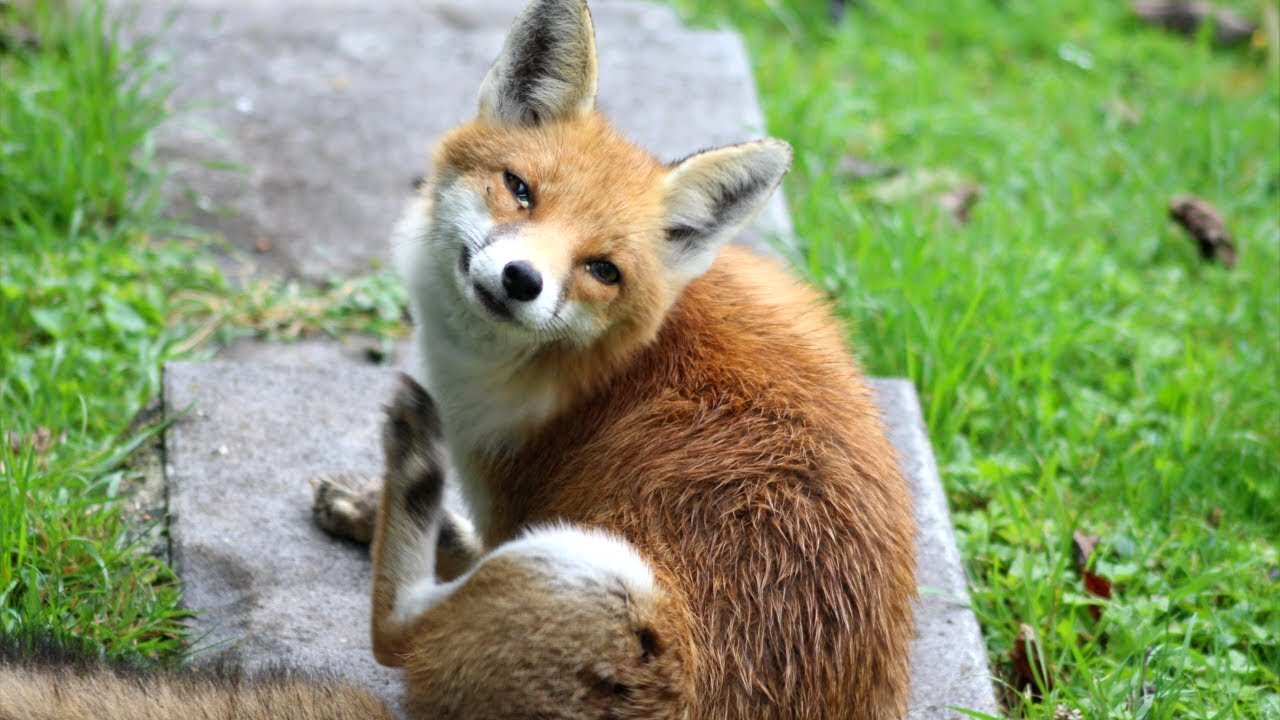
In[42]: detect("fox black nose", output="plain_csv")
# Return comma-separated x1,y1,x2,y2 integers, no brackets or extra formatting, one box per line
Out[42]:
502,261,543,302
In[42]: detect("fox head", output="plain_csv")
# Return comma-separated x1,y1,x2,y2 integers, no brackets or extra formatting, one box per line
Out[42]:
398,0,791,362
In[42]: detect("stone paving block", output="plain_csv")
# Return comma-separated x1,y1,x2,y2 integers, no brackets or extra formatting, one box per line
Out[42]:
121,0,793,281
163,361,997,717
164,362,403,703
877,380,1000,718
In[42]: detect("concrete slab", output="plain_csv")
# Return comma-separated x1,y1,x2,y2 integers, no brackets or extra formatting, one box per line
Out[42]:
120,0,793,281
164,362,403,703
877,380,1001,719
163,361,997,717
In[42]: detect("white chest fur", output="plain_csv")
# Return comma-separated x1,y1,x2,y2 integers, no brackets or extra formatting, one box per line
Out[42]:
393,196,561,538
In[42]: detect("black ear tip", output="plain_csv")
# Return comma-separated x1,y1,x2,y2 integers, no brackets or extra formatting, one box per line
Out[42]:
482,0,599,126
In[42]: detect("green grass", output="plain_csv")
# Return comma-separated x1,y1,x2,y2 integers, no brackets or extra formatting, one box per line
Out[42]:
0,2,410,661
0,1,230,659
672,0,1279,716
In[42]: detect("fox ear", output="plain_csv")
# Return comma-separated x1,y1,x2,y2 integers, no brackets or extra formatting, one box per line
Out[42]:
478,0,598,126
661,139,792,282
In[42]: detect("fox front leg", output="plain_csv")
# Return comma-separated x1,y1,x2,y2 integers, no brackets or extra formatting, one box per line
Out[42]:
368,374,451,665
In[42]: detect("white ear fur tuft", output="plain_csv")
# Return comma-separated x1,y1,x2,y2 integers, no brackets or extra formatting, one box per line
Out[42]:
478,0,598,126
661,139,792,282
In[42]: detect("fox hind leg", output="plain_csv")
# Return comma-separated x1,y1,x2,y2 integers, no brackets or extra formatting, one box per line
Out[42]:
369,376,694,718
312,473,480,578
312,472,381,544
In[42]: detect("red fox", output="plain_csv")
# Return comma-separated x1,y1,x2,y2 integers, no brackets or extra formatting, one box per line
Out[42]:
364,0,918,718
0,1,915,717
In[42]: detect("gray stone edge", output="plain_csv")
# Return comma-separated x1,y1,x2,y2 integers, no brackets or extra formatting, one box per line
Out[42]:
870,379,999,718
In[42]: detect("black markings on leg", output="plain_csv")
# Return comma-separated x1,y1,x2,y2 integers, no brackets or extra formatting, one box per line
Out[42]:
402,467,444,526
381,374,445,527
381,374,442,476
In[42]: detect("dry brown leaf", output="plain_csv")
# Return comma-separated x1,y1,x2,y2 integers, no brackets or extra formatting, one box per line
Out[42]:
1169,194,1237,268
1084,570,1113,600
939,184,982,225
1071,530,1100,574
1072,530,1113,619
1132,1,1258,46
1208,507,1225,527
1009,622,1051,699
1083,569,1113,621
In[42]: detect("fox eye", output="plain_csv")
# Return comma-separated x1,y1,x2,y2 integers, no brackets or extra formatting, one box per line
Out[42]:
587,260,621,285
503,171,532,209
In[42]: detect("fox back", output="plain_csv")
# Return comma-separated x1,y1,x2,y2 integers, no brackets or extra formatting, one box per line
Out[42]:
387,1,916,718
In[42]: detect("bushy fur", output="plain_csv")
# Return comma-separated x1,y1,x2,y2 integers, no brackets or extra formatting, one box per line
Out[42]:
0,632,396,720
370,1,919,718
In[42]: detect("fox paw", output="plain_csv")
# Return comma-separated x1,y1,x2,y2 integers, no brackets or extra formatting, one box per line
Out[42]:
312,473,381,544
382,374,446,524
